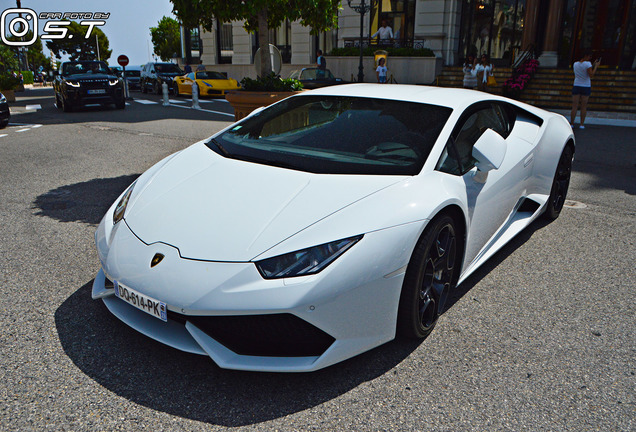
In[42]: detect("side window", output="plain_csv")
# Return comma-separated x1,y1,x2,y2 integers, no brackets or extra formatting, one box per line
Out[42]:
437,106,507,175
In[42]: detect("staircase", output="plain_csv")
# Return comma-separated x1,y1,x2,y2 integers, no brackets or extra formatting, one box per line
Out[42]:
435,67,636,113
435,67,512,96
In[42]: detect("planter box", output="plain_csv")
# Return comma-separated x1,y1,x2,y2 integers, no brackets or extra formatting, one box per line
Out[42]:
325,56,443,84
226,90,303,121
1,89,16,102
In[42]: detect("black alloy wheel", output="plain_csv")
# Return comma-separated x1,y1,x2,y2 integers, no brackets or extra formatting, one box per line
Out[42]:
154,81,162,95
60,93,72,112
140,80,147,93
543,145,573,220
398,214,459,339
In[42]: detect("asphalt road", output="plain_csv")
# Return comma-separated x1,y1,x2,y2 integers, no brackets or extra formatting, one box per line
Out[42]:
1,87,634,431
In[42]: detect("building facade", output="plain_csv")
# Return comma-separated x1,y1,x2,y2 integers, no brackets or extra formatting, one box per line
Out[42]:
193,0,635,77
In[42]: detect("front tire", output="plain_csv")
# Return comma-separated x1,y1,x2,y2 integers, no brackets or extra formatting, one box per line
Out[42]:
543,145,573,220
60,94,73,112
397,215,459,339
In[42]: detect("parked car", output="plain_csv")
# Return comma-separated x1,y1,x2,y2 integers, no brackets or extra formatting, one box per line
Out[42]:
53,61,125,112
122,66,141,91
0,92,10,128
109,66,123,78
140,62,183,95
92,84,575,372
173,71,241,97
288,68,348,89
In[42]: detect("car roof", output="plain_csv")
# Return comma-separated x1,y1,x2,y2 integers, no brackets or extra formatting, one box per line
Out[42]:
301,84,518,111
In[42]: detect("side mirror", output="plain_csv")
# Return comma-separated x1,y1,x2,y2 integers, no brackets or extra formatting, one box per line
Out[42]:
472,128,506,172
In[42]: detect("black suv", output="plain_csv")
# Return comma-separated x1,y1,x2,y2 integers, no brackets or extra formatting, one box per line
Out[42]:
54,61,125,112
140,62,183,94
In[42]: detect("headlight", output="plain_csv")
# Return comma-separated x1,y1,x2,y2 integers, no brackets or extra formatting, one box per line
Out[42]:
67,81,80,88
0,94,5,103
113,181,137,225
255,235,362,279
109,79,119,86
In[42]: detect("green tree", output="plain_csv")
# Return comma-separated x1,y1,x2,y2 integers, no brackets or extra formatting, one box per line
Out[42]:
0,45,19,73
4,31,47,71
170,0,341,77
150,16,181,61
45,21,112,61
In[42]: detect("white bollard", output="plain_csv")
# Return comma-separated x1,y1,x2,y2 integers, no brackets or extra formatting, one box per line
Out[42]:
162,82,169,106
124,78,131,100
191,82,200,110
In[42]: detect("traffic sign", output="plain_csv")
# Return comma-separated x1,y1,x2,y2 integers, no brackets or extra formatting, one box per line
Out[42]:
117,55,129,67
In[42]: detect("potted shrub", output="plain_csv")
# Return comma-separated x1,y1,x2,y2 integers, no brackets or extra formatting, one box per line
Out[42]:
225,73,303,121
0,74,20,102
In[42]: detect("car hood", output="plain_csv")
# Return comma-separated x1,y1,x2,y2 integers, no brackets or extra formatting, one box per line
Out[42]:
124,142,405,262
63,73,116,80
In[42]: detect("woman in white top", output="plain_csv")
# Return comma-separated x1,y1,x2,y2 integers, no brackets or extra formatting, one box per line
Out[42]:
462,55,478,89
571,52,601,129
474,54,493,91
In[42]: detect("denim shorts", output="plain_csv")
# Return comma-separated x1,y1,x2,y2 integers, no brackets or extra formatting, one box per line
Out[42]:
572,86,591,96
379,76,387,83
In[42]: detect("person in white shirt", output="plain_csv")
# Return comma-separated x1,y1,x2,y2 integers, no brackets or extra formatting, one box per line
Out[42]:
474,54,493,91
372,20,393,43
462,55,478,89
571,51,600,129
376,58,388,83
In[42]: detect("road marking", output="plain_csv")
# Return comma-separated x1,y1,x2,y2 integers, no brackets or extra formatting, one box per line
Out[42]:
169,99,186,104
16,128,30,133
25,104,42,111
168,103,234,117
134,99,158,104
0,134,7,138
31,124,42,128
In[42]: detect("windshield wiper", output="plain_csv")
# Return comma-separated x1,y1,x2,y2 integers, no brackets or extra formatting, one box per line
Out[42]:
208,138,230,156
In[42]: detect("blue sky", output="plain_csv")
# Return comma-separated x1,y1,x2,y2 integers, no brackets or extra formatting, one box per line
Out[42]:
2,0,176,66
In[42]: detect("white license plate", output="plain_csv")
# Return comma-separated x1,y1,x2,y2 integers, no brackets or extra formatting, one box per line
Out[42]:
87,89,106,94
114,281,167,321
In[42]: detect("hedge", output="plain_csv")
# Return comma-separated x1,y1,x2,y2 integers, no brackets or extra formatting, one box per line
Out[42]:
329,46,434,57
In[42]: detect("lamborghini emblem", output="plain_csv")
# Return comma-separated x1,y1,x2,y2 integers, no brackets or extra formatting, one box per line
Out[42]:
150,253,164,268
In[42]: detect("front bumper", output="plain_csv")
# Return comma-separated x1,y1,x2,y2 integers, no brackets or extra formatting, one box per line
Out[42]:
66,86,123,105
93,217,421,372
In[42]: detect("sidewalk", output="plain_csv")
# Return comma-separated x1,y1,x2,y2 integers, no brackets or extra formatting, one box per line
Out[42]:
549,109,636,128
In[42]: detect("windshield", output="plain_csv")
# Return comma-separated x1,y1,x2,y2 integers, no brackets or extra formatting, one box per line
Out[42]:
208,96,452,175
155,64,182,74
62,61,110,75
196,71,227,80
301,69,335,80
124,70,140,77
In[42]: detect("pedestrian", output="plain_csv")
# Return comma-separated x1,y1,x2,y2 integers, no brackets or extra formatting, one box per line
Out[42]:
376,58,388,84
372,19,393,44
184,64,192,73
316,49,326,77
196,64,206,71
570,51,600,129
462,55,478,89
474,54,493,91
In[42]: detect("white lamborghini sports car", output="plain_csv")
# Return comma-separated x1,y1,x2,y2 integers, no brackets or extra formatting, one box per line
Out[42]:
92,84,574,372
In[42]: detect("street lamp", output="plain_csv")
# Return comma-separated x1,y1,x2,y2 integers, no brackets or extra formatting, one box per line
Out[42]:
347,0,376,83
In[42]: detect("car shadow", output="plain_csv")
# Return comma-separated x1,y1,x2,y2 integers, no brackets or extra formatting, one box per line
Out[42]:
33,175,139,225
54,217,551,426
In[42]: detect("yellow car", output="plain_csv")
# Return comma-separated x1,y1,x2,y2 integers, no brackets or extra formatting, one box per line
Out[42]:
174,71,241,97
